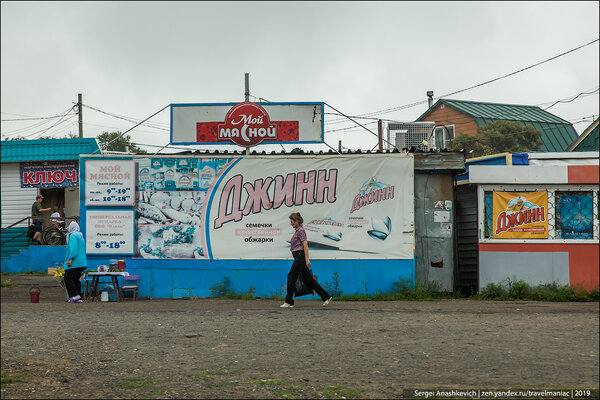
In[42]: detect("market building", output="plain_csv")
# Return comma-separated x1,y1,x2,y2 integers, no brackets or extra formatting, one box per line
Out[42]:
0,138,101,258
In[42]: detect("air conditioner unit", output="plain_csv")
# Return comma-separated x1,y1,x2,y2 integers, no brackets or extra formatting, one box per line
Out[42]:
386,122,435,151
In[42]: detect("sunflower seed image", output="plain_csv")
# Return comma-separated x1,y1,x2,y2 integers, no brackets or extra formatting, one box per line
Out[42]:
368,216,392,240
323,229,342,242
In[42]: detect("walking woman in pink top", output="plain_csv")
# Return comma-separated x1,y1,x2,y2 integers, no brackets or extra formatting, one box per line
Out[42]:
280,212,332,308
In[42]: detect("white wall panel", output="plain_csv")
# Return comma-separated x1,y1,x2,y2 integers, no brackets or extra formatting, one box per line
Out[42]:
1,163,37,227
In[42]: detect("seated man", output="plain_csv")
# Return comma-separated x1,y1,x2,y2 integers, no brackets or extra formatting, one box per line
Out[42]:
50,207,61,229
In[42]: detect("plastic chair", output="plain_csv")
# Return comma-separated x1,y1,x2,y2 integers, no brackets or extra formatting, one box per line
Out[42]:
120,274,139,301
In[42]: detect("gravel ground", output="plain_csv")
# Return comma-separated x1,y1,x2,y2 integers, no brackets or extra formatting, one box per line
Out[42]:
1,274,599,399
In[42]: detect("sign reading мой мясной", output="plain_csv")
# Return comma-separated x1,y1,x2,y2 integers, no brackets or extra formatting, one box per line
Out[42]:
170,102,324,146
84,160,136,206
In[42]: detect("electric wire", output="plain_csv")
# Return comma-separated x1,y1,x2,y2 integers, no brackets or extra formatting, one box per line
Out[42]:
323,102,395,149
92,104,171,154
24,113,77,139
82,103,170,131
1,107,75,136
326,38,600,123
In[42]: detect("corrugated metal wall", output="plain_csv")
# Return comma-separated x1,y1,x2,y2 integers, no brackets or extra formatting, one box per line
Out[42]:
1,162,37,227
454,184,479,293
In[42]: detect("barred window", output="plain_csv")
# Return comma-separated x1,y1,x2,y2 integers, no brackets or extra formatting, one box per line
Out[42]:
555,191,594,239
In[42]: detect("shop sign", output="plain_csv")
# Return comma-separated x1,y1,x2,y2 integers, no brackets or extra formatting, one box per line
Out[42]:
86,209,135,255
84,160,136,206
170,102,324,146
20,161,78,188
493,191,548,239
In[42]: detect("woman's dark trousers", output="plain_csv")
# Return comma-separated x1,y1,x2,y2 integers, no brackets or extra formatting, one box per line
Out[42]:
285,250,330,305
64,267,85,298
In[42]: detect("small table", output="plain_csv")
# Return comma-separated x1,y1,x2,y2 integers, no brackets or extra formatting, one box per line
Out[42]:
87,272,129,302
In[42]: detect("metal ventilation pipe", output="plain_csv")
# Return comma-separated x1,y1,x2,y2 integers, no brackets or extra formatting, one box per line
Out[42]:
427,91,434,108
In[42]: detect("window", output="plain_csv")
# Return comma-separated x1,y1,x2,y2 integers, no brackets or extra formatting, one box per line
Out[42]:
555,191,594,239
484,191,493,238
434,125,455,150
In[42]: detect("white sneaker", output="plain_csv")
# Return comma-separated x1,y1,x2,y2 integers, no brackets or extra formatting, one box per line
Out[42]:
323,297,333,306
280,302,294,308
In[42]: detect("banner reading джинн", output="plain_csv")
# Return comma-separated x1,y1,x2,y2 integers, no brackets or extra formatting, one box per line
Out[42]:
493,191,548,239
134,154,414,260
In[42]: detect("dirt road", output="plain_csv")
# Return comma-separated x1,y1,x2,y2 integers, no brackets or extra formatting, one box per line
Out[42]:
1,274,598,399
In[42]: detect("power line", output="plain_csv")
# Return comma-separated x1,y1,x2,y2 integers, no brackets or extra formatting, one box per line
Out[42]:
92,104,171,154
0,111,74,121
1,107,75,135
24,113,77,139
82,103,170,131
326,38,600,123
541,88,599,111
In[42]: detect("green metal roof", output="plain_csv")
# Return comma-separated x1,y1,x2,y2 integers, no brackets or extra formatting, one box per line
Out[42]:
568,118,599,152
416,99,579,152
0,138,101,162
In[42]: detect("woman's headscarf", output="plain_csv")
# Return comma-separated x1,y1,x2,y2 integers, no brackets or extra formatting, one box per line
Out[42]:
66,221,80,242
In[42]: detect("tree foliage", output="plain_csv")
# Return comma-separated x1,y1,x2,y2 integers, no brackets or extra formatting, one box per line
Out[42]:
451,120,543,157
96,131,147,154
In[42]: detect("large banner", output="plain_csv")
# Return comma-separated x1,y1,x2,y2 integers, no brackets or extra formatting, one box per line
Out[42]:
493,191,548,239
20,161,78,188
170,102,324,146
134,155,414,260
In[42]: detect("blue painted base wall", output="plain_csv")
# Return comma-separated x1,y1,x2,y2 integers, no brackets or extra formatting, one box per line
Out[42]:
1,245,66,273
84,257,415,298
2,247,415,298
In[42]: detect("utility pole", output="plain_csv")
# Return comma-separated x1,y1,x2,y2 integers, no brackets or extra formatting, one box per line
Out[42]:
78,93,83,138
244,73,250,155
378,119,383,152
245,73,250,102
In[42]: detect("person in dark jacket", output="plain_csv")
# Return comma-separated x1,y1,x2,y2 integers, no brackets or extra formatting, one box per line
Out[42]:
31,195,51,244
280,212,332,308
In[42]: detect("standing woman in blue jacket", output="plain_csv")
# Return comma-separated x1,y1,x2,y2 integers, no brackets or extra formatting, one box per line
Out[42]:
64,221,87,303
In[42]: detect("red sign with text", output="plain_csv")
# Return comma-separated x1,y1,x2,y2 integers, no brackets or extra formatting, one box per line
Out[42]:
196,102,299,147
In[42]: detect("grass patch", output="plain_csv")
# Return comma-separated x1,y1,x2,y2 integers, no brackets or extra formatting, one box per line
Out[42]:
197,369,237,379
324,271,343,297
479,279,599,302
1,279,15,288
1,372,25,386
118,377,159,389
319,385,363,399
210,276,256,299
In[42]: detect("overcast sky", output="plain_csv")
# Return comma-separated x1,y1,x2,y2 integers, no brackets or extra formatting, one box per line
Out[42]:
1,1,598,153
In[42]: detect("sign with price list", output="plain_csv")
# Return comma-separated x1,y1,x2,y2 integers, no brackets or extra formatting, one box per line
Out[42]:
85,160,136,206
86,210,135,255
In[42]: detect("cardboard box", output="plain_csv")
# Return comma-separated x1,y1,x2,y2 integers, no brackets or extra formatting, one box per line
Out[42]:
47,267,57,276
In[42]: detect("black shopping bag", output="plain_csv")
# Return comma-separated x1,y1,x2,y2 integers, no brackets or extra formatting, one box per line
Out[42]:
294,269,316,297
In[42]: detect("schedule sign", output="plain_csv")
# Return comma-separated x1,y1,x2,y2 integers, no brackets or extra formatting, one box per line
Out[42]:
86,209,135,255
84,160,136,206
